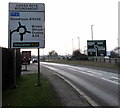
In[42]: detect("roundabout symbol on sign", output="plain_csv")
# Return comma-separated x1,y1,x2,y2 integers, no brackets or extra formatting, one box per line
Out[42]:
10,22,31,41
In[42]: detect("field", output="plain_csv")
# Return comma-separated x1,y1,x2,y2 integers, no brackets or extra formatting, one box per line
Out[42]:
45,59,118,71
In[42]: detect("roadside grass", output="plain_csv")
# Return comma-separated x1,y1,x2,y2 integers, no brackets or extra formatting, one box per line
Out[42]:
45,59,118,70
2,73,63,107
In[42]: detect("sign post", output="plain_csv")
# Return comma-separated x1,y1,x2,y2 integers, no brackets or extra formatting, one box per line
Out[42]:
37,48,40,86
9,3,45,86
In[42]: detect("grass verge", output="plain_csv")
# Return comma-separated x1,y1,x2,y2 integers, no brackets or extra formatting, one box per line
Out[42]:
45,59,118,70
2,73,62,107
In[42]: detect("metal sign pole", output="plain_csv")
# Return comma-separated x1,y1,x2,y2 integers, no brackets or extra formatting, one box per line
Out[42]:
37,48,40,86
25,64,27,71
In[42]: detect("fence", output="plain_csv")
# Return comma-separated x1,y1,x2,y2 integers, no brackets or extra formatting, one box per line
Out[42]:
88,57,120,64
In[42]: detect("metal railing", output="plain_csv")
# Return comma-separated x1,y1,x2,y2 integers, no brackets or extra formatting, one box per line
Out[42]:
88,57,120,64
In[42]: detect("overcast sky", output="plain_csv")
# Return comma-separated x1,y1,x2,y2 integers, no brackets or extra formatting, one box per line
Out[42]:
0,0,119,55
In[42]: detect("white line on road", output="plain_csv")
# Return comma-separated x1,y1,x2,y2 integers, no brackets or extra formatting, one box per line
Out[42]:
80,71,95,77
42,65,59,71
67,67,95,77
102,78,119,85
111,76,119,80
42,63,119,85
67,68,78,71
51,63,119,85
87,71,102,76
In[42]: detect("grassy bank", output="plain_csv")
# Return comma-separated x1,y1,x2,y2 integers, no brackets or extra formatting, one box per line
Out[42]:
2,74,62,107
45,59,118,70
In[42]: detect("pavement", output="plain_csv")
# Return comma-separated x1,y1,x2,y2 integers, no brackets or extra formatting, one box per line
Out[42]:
21,63,93,107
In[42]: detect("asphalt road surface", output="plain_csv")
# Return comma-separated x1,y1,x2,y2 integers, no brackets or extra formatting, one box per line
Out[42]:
41,62,120,107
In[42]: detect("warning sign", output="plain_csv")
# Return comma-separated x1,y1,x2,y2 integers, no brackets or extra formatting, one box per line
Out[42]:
8,3,45,48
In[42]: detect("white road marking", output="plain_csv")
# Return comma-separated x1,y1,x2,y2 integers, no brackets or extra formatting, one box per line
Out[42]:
80,71,95,76
111,76,119,80
102,78,119,85
67,67,95,77
67,66,103,76
67,68,78,71
87,71,102,76
41,63,119,85
42,65,58,71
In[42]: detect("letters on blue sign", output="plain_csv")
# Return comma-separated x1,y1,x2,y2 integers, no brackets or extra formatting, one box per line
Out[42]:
10,12,20,16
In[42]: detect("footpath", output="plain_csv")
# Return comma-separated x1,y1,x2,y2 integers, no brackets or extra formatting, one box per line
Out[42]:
22,64,92,107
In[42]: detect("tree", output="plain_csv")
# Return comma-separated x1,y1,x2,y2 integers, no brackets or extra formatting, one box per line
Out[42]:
72,50,88,60
110,51,118,58
48,50,58,58
72,50,81,59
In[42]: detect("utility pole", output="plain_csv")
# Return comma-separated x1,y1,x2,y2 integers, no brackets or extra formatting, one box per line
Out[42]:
91,25,94,40
77,37,80,52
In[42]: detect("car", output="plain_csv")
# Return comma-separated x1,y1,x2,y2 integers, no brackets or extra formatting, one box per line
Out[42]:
32,59,38,63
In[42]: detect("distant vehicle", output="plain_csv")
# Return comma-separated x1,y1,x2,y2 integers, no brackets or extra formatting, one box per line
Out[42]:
32,59,38,63
104,56,109,59
21,51,31,65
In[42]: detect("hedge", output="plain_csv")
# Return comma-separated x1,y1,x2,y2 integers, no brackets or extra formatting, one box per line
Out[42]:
2,48,21,90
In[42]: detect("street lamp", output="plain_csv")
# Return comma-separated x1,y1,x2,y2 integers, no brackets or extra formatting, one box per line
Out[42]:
77,37,80,52
72,37,80,52
91,25,94,40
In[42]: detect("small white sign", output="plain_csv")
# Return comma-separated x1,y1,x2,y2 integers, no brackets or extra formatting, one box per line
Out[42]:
8,3,45,48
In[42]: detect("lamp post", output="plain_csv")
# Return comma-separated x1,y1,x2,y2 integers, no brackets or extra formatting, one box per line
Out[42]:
72,38,74,52
77,37,80,52
91,25,94,40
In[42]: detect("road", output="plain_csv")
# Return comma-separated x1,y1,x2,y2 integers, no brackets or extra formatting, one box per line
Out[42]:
40,62,119,107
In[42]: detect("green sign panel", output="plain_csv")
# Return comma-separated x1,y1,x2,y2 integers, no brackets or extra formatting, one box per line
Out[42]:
87,40,106,56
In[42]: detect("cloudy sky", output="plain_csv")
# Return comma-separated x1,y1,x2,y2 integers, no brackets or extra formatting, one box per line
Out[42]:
0,0,119,55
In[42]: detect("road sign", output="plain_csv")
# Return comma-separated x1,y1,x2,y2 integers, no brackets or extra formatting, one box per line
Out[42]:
8,3,45,48
87,40,106,56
